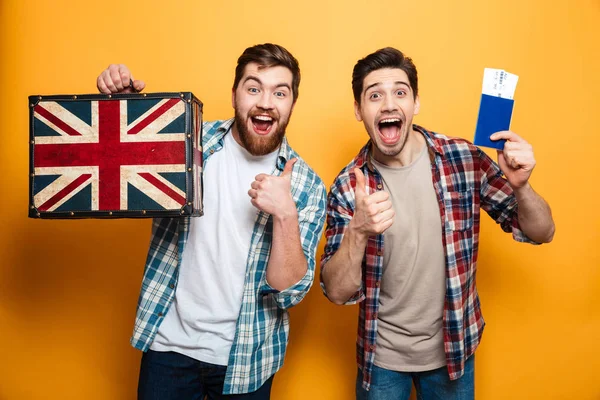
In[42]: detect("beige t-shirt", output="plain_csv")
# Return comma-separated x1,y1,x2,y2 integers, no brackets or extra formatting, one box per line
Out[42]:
372,145,447,372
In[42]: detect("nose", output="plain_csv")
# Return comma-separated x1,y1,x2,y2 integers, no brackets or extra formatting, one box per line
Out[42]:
382,94,397,113
257,92,274,110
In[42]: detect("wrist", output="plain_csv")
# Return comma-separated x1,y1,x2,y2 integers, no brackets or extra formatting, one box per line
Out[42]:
348,219,369,246
512,181,533,198
272,198,298,222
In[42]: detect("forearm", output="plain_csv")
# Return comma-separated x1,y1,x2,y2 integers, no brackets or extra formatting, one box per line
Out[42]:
266,210,308,291
513,182,555,243
322,223,367,304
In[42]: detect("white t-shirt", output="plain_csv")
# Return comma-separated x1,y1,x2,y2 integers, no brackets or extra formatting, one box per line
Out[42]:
150,131,279,365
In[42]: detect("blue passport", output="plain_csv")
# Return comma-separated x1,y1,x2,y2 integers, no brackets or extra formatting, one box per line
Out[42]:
473,94,514,150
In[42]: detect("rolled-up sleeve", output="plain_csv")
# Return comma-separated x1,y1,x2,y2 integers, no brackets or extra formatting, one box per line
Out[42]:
320,175,365,305
478,149,540,245
258,177,327,309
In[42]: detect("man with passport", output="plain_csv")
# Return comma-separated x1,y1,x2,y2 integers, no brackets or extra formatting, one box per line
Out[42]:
320,47,555,400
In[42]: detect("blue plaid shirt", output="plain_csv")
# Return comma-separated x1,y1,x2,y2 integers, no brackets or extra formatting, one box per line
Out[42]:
130,119,327,394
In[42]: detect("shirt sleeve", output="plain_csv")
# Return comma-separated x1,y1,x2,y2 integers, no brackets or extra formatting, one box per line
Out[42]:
319,175,365,305
258,177,327,310
478,149,540,244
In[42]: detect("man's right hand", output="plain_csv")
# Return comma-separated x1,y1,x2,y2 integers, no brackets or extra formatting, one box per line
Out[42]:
96,64,145,94
350,167,395,237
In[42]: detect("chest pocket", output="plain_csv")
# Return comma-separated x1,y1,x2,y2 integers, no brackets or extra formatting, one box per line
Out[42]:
443,190,474,232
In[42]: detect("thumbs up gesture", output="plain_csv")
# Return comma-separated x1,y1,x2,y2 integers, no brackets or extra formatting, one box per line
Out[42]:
248,158,297,217
350,168,395,237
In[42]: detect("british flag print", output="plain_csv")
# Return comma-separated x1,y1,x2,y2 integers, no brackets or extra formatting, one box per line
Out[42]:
29,93,203,218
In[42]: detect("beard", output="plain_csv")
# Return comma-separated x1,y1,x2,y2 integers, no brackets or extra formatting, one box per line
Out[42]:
234,108,289,156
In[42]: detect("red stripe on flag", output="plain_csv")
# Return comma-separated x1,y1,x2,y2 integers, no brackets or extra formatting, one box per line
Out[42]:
38,174,92,211
138,172,186,206
35,105,83,136
127,98,181,135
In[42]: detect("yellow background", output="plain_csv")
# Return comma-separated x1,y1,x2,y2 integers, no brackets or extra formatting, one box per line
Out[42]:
1,0,599,399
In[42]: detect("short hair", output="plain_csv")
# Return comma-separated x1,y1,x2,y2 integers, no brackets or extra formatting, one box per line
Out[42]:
233,43,301,102
352,47,418,104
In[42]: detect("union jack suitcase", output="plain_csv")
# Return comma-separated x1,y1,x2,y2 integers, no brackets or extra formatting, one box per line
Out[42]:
28,92,203,219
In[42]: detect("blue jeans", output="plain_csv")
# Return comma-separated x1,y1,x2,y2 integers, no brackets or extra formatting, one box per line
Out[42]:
356,356,474,400
138,350,274,400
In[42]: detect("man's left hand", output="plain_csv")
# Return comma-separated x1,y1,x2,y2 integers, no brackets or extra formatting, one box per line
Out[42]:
491,131,536,189
248,158,297,217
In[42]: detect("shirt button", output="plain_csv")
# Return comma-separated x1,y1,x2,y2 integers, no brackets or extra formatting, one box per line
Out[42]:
169,283,175,289
377,184,383,190
209,149,215,154
375,281,380,288
373,313,378,319
369,345,375,351
377,251,383,256
157,312,163,317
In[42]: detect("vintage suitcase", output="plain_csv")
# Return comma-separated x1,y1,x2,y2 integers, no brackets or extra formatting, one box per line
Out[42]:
28,92,203,218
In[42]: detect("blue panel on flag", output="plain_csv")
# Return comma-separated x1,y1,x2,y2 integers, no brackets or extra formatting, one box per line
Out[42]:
127,98,162,124
33,174,61,195
158,172,186,192
158,114,186,134
60,101,92,125
128,183,164,210
55,184,92,212
34,118,61,137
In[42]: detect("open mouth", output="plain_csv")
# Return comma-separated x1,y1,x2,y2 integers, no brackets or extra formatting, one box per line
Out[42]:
251,115,274,135
377,117,403,144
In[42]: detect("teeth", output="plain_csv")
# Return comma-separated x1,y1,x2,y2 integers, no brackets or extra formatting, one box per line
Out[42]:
254,115,273,121
380,118,400,124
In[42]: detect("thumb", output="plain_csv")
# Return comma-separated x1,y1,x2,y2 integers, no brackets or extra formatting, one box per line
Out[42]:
353,168,367,198
282,158,297,178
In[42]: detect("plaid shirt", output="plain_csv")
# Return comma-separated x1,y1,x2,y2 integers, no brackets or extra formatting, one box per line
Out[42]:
321,125,537,391
131,119,327,394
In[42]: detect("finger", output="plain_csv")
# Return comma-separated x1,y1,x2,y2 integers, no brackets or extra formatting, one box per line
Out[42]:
354,168,367,197
503,141,533,154
367,200,394,217
119,64,133,90
248,188,258,198
132,79,146,92
379,215,395,233
497,150,520,170
97,75,111,94
490,130,526,143
373,208,395,223
281,158,297,177
511,153,536,169
254,173,269,182
368,191,390,204
109,65,127,91
503,148,535,166
250,181,261,190
501,153,524,169
101,69,119,93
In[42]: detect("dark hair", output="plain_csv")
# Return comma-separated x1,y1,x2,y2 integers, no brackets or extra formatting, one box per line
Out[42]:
352,47,418,104
233,43,301,102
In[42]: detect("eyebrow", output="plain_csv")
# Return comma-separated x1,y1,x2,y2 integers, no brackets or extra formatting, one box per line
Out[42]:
364,81,411,94
243,76,291,91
